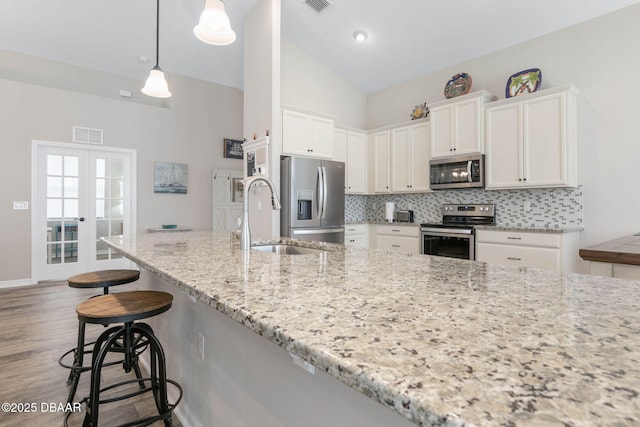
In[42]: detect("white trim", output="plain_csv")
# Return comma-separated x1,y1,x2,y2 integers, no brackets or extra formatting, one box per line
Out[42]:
0,278,33,289
31,140,138,282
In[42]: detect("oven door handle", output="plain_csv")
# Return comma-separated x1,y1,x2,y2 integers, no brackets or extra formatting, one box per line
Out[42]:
421,227,473,235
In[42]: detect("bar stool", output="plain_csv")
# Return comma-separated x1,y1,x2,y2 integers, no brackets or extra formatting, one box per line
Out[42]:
59,269,141,404
71,291,181,427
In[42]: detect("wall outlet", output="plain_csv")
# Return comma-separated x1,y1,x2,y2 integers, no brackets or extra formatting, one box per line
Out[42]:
407,202,413,209
197,333,205,360
524,201,531,212
13,201,29,210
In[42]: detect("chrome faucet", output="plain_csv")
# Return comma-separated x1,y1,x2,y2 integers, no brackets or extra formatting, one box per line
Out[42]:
240,174,281,251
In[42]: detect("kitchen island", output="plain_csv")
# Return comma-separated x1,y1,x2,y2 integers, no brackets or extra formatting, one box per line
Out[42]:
104,231,640,426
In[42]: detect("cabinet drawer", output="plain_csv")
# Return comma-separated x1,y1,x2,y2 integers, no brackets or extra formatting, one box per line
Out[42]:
345,235,369,248
345,224,369,235
376,225,419,237
377,235,418,254
476,230,560,248
476,243,560,271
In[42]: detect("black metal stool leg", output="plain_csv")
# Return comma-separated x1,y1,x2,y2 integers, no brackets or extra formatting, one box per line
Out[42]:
83,325,123,427
66,321,86,404
82,323,176,427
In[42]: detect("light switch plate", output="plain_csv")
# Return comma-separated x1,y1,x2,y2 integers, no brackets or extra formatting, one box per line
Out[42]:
13,201,29,210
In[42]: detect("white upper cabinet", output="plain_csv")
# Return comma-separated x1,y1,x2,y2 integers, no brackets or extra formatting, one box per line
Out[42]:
282,109,333,159
346,130,367,194
391,122,430,192
332,128,347,163
335,127,367,194
430,91,497,158
373,130,391,193
485,85,578,189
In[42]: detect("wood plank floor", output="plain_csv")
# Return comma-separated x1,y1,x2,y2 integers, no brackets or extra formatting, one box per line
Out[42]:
0,281,182,427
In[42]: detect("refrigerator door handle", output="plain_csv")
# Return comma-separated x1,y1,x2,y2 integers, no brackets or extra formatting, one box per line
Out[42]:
316,166,324,219
321,166,328,219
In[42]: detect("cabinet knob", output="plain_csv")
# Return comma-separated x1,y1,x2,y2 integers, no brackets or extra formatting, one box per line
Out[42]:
523,178,527,181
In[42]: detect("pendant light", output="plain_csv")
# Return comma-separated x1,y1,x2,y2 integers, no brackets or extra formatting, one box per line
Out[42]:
193,0,236,46
142,0,171,98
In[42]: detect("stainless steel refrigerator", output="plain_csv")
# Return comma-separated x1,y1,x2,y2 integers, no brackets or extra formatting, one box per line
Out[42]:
280,156,345,244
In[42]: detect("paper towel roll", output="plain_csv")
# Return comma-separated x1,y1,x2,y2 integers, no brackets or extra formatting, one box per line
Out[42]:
385,202,395,223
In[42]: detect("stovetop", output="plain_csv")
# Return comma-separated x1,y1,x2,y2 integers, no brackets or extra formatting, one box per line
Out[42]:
421,203,496,229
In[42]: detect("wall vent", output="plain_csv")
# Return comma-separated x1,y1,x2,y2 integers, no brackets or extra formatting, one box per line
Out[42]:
305,0,330,13
73,126,104,145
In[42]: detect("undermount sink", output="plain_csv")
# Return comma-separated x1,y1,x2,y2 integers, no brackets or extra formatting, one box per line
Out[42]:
251,244,327,255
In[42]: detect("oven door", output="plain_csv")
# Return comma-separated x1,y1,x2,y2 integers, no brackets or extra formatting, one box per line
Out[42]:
421,228,475,260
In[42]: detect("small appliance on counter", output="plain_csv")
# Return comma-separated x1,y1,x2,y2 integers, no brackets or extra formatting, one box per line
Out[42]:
395,209,414,223
385,202,395,223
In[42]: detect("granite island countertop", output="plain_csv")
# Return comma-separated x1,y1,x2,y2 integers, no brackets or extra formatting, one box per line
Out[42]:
103,231,639,426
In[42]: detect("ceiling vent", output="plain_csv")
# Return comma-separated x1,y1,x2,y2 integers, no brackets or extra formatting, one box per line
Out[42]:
305,0,330,13
73,126,103,145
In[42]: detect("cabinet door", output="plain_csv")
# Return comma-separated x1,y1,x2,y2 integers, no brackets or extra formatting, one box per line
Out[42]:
346,131,366,193
485,103,524,189
430,106,454,158
409,122,430,192
282,110,309,156
454,98,483,155
524,92,567,187
308,115,333,158
391,127,410,192
332,128,347,163
373,131,391,193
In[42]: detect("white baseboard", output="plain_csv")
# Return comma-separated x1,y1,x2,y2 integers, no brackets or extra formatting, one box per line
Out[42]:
0,278,34,289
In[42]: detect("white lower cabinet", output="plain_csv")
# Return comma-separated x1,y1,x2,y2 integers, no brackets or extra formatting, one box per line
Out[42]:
345,224,369,248
476,229,579,273
375,225,419,254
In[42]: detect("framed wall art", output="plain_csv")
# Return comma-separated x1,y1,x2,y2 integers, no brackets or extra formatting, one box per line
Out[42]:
223,138,243,159
154,162,187,194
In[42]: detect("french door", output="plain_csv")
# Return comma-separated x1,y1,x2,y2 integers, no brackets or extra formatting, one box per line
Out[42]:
32,142,136,282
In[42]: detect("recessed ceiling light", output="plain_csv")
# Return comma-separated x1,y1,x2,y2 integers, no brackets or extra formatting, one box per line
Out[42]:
353,30,367,42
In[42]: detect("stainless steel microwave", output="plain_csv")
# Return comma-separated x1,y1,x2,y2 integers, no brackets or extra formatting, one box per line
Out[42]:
429,154,484,190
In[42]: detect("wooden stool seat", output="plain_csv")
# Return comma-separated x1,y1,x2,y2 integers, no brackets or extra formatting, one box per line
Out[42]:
68,269,140,291
77,291,172,325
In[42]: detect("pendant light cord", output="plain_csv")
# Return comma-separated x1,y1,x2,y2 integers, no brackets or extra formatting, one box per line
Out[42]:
154,0,160,69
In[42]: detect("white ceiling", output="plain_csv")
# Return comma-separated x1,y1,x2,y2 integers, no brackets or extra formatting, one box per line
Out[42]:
0,0,638,94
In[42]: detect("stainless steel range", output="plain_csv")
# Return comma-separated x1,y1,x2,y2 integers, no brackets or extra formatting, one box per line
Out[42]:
420,204,495,260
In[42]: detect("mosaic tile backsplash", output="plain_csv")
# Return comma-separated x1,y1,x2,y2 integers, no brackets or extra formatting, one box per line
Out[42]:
345,186,583,229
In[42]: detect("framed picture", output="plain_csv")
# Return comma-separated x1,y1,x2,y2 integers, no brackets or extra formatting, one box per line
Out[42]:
223,138,243,159
154,162,187,194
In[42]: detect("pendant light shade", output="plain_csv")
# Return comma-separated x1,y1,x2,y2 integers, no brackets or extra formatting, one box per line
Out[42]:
193,0,236,46
142,0,171,98
142,66,171,98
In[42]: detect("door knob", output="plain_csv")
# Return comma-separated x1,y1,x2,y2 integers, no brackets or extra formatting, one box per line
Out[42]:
75,217,85,222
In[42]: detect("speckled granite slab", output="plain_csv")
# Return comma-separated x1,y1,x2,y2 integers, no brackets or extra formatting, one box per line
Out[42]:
104,232,639,426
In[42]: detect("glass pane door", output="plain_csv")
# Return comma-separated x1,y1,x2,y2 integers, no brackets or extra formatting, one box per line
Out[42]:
45,153,81,265
34,143,134,281
95,157,124,261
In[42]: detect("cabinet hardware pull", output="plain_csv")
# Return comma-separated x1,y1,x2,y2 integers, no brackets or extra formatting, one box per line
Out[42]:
507,257,522,261
392,229,400,232
507,237,522,240
392,245,400,248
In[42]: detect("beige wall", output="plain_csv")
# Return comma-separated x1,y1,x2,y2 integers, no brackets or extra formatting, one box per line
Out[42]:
0,52,243,282
281,38,367,130
367,4,640,249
